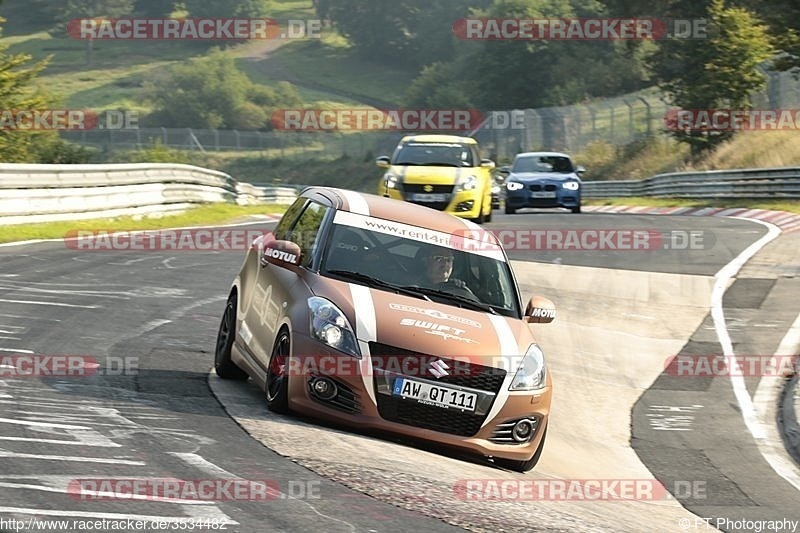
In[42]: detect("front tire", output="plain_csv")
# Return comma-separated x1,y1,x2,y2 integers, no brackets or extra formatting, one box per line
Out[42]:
571,205,581,214
471,199,486,224
494,427,547,473
505,204,516,215
265,329,290,413
214,292,249,381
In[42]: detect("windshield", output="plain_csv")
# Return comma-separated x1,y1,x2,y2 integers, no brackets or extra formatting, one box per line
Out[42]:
321,218,520,318
391,142,474,167
513,155,574,173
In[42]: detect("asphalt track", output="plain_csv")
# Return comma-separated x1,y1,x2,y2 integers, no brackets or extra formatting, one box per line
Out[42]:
0,210,797,532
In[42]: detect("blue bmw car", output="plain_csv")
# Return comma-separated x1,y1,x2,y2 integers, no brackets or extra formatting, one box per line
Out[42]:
500,152,585,214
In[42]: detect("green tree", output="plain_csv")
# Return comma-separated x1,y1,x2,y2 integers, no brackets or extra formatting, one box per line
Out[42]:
652,0,773,154
0,17,54,162
183,0,272,18
143,49,302,129
132,0,175,17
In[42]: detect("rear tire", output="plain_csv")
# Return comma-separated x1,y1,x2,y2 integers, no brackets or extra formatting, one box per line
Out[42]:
214,292,249,381
494,427,547,473
265,329,290,413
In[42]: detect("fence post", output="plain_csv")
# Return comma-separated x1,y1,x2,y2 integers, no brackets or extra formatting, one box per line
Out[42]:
215,129,220,151
637,96,652,137
161,127,167,146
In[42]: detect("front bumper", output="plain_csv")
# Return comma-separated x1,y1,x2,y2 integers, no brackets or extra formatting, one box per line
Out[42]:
382,186,483,219
506,185,580,210
287,333,551,461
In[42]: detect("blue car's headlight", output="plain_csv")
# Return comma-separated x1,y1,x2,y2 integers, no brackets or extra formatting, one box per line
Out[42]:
308,297,361,358
506,181,524,191
563,181,580,191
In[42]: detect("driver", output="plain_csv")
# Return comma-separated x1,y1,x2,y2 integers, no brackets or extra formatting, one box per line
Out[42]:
419,246,476,298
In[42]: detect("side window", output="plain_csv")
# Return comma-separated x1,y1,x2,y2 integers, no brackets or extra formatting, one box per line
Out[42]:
288,202,329,268
470,145,481,166
273,198,307,241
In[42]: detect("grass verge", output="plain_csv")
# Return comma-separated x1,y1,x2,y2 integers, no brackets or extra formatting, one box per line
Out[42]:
584,197,800,215
0,203,289,244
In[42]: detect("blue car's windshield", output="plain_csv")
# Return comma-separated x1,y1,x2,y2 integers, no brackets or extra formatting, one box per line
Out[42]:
513,155,574,173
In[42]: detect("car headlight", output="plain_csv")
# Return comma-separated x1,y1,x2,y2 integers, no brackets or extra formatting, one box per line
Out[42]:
563,181,580,191
509,344,547,391
454,174,478,191
308,297,361,358
383,173,400,190
506,181,524,191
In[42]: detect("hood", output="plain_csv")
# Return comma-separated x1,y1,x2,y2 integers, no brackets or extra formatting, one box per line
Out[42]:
390,165,466,185
509,172,578,182
308,276,533,368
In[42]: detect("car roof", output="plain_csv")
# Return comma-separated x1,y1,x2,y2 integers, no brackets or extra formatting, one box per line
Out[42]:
299,187,496,242
514,151,571,159
400,134,477,144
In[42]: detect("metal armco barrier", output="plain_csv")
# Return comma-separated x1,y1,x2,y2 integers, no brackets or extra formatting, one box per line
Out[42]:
583,167,800,199
0,163,298,225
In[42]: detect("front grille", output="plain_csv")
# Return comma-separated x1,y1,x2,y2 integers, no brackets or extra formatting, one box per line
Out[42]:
369,343,506,393
403,184,454,194
490,417,540,444
409,201,449,211
369,342,506,437
544,184,557,191
375,396,485,436
528,184,542,191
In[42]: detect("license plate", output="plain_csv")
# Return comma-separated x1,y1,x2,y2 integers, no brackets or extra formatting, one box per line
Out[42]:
411,193,449,202
531,191,557,198
392,378,477,412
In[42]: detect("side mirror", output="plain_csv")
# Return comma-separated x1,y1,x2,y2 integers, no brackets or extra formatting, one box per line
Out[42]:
497,165,511,175
494,174,506,185
524,295,556,324
260,240,302,268
576,165,586,174
376,156,391,168
480,159,495,169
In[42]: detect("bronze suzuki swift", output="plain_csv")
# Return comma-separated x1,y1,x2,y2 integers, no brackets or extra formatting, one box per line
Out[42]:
214,187,555,472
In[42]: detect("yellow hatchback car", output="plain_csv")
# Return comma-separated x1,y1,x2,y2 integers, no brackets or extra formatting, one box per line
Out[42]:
377,135,495,224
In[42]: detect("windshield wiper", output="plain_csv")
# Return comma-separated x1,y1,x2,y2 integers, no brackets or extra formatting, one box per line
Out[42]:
327,270,431,301
399,286,498,314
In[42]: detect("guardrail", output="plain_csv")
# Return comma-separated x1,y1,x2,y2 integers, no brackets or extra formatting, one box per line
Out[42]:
582,167,800,199
0,163,297,226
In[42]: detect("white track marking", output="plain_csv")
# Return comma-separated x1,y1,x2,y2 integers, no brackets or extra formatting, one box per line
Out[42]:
173,452,356,532
0,417,91,430
0,298,99,309
0,348,33,353
712,217,800,492
0,450,144,465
